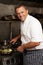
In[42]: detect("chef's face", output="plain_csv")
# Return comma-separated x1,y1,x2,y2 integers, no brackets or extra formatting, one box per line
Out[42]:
15,6,28,22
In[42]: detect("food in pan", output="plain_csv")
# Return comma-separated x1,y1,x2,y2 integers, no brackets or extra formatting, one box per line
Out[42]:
0,48,12,54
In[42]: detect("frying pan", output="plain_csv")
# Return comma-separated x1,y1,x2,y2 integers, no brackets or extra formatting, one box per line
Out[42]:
0,39,21,54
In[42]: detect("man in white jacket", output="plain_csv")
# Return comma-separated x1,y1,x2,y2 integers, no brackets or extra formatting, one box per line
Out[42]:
10,3,43,65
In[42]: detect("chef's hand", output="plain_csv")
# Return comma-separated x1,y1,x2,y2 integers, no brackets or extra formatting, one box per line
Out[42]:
10,37,17,44
16,45,24,53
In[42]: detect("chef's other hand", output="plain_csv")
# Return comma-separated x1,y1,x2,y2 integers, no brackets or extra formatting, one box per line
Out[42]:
17,45,24,53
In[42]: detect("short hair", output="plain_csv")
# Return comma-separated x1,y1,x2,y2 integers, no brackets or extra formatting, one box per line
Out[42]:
15,3,28,13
